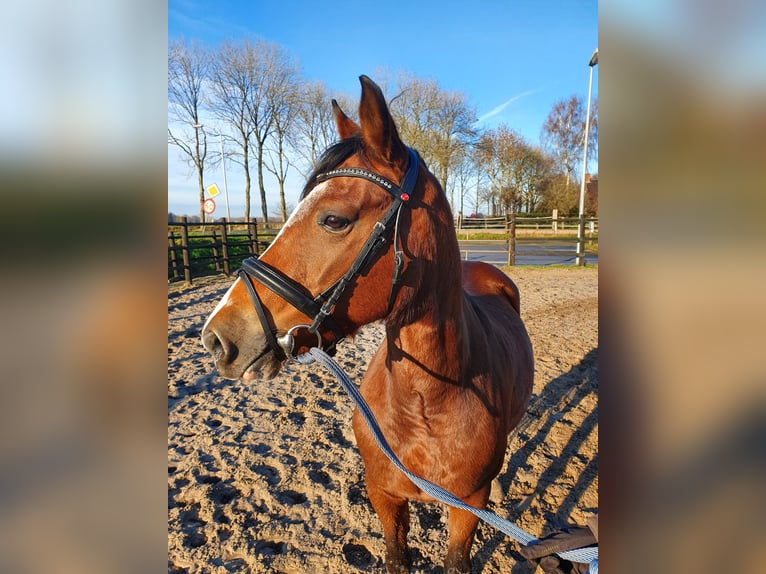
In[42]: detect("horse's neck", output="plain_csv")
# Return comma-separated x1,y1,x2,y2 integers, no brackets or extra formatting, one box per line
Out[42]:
384,288,468,395
383,176,468,392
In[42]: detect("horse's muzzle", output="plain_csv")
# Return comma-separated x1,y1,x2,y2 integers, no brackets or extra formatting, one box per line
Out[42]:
201,326,281,381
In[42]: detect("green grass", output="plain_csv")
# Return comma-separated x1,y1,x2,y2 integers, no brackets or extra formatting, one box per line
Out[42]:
168,231,272,279
456,232,509,241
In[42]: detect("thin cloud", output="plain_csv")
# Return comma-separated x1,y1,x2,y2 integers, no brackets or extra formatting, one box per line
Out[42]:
478,89,539,122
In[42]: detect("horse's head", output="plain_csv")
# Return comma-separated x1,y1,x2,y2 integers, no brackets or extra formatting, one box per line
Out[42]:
202,75,448,381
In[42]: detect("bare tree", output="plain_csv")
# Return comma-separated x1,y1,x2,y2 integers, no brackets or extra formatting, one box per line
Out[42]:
264,63,300,222
517,147,555,213
246,40,299,223
473,125,558,216
168,39,211,222
208,38,299,222
208,40,258,222
472,168,489,216
474,132,499,215
448,146,476,217
290,82,355,177
475,126,521,213
540,95,598,187
387,72,477,192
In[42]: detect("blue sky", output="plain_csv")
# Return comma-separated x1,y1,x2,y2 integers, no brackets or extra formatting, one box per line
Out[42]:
168,0,598,217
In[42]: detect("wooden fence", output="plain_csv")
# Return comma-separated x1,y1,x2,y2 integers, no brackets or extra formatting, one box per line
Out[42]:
456,213,599,233
169,214,599,283
456,214,598,266
167,217,280,284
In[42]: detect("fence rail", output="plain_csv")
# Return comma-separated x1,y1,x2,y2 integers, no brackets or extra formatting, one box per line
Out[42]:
455,214,598,232
459,247,510,266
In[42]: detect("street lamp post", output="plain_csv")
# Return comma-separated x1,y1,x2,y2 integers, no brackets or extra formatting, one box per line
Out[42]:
576,48,598,266
194,123,232,229
216,130,232,230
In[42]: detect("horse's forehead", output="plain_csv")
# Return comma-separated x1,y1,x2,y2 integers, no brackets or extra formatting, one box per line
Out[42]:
292,180,341,221
260,181,333,257
296,181,330,214
297,175,367,216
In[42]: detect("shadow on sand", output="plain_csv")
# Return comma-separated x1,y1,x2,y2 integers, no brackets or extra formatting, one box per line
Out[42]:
475,347,598,573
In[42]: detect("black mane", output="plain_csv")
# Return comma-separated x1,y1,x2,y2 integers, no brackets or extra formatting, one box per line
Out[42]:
300,136,364,200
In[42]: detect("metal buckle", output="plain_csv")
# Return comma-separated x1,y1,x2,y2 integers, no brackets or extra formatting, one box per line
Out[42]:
276,324,323,361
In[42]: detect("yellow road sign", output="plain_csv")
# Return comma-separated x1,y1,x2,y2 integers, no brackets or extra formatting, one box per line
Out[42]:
206,183,221,198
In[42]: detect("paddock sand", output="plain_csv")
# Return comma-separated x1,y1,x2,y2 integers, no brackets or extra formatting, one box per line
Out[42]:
168,267,598,573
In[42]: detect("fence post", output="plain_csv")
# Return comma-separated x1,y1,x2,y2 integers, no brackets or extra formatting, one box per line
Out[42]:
220,219,231,275
251,217,260,255
180,216,192,285
552,209,558,233
168,231,180,279
245,219,253,255
211,229,221,272
507,211,516,266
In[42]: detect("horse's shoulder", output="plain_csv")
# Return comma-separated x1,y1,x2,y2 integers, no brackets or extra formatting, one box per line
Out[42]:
461,261,521,315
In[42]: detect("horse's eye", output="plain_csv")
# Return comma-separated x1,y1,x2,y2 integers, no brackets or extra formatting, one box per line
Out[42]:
322,215,350,231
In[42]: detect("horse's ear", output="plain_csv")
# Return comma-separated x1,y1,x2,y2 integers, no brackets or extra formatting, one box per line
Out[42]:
332,99,360,140
357,75,407,168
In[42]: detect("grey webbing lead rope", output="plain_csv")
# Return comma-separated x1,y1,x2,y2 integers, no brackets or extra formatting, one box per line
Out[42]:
294,346,598,569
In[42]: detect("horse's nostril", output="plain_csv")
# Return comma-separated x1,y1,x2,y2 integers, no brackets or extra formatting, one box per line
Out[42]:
202,330,226,362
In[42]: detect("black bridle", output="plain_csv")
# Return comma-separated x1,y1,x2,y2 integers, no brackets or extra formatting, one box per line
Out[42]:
237,147,420,361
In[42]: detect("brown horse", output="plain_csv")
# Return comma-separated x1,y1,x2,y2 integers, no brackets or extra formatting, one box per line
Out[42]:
201,75,534,573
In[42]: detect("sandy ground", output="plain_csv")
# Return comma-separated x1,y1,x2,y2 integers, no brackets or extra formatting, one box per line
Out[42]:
168,267,598,573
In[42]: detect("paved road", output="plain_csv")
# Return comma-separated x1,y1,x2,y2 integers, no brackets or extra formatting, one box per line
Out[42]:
458,238,598,266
